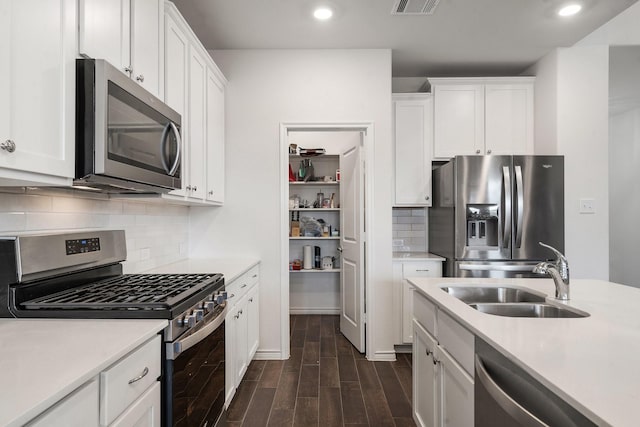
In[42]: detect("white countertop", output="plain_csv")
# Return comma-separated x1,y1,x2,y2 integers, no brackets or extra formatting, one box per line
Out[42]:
143,257,260,283
408,277,640,427
392,252,445,261
0,318,167,427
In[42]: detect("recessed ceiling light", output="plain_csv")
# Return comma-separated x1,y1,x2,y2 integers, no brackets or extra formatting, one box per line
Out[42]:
313,7,333,20
558,4,582,17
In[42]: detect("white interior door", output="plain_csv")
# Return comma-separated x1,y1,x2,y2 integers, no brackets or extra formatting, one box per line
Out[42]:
339,137,365,352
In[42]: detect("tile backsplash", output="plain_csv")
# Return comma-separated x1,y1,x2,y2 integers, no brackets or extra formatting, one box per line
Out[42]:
392,207,427,252
0,191,189,273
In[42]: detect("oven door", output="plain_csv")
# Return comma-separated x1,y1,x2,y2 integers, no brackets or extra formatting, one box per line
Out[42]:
165,305,226,427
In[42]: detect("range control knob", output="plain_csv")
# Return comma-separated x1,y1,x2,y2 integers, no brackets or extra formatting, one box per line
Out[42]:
204,301,216,313
193,309,204,322
184,313,197,328
214,291,227,304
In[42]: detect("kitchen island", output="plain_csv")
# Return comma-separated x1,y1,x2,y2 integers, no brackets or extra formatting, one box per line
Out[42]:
408,277,640,427
0,318,167,427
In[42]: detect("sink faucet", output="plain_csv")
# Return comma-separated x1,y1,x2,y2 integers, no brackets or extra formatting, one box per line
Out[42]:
533,242,570,300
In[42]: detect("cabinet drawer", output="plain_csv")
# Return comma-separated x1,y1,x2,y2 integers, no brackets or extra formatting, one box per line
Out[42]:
403,262,442,278
437,311,474,376
100,335,161,426
227,266,259,306
413,292,437,337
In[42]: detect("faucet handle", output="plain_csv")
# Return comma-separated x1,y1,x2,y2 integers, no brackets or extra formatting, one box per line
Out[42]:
539,242,567,262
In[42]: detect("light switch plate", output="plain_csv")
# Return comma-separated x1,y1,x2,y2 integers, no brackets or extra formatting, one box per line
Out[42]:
579,198,595,214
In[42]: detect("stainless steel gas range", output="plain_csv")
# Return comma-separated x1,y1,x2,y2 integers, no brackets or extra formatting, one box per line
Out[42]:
0,230,227,427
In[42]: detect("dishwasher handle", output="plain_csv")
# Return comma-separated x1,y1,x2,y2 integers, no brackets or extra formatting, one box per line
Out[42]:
475,355,549,427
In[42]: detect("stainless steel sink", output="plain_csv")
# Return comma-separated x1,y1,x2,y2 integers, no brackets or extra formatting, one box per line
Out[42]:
441,286,546,304
469,302,590,318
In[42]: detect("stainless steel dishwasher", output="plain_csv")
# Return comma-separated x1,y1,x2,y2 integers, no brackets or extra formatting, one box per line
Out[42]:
475,338,597,427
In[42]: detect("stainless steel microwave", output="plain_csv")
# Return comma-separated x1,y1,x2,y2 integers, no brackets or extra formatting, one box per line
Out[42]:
75,59,182,193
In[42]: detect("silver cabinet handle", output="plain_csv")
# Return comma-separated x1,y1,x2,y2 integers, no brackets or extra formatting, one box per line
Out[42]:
415,269,430,272
476,149,481,154
425,196,430,201
128,367,149,384
487,149,492,154
192,186,197,192
241,284,247,288
1,140,16,153
124,66,133,75
186,185,192,191
252,274,258,278
249,297,254,302
208,190,213,195
136,74,144,82
228,293,235,299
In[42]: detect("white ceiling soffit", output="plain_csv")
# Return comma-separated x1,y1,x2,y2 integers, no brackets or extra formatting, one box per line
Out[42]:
392,0,442,15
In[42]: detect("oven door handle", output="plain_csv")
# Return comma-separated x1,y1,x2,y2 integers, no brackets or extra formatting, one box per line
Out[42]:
166,305,227,360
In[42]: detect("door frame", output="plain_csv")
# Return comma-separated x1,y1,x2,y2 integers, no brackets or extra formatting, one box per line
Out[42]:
279,122,375,360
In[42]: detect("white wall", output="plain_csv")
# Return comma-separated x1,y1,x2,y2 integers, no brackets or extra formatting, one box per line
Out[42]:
0,192,189,273
609,108,640,286
189,49,394,359
525,0,640,279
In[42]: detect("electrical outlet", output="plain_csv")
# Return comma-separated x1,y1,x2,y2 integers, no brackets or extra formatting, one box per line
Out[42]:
579,198,595,214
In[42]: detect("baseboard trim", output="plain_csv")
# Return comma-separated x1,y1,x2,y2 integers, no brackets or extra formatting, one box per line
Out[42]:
394,344,413,354
253,350,284,360
289,308,340,315
369,350,397,361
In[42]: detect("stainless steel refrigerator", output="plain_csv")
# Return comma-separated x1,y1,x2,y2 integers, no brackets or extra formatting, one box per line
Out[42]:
429,155,564,278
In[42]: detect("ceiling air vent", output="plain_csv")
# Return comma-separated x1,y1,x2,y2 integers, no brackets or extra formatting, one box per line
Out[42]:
392,0,442,15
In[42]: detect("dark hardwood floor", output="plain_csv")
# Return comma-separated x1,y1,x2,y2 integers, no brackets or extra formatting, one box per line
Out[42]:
220,315,416,427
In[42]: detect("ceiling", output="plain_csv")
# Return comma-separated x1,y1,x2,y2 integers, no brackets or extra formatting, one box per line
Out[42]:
172,0,639,77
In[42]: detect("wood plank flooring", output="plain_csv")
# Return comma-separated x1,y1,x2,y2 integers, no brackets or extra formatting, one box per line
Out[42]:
220,315,415,427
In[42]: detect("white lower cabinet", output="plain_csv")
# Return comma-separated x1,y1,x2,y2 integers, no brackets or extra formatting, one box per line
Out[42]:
393,260,443,345
26,335,161,427
413,292,474,427
26,379,99,427
225,265,260,407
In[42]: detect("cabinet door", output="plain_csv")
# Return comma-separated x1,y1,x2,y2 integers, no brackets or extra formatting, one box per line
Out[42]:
164,12,188,197
485,84,534,155
438,348,474,427
205,67,225,204
247,284,260,360
234,295,249,387
413,321,439,427
26,379,99,427
109,382,161,427
402,280,415,343
131,0,162,98
393,96,433,206
187,46,206,200
79,0,130,74
0,0,76,182
433,85,484,159
225,307,237,406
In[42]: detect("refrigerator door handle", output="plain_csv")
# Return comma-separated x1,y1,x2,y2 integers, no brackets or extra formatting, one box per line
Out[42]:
502,166,512,249
515,165,524,248
459,263,536,272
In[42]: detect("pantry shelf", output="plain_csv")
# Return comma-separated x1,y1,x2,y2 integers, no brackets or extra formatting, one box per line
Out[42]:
290,269,342,273
289,237,340,240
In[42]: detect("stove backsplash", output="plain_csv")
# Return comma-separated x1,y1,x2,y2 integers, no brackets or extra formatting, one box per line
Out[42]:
0,192,189,273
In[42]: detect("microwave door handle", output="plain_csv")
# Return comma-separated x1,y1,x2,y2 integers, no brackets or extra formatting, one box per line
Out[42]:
160,122,182,177
502,166,512,249
515,165,524,248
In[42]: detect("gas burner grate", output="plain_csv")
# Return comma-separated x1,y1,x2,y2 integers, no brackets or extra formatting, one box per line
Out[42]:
22,273,223,310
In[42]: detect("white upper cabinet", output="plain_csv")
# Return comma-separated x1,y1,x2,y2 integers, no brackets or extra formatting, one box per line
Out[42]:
431,77,534,159
206,68,226,204
163,2,227,206
484,83,534,155
393,93,433,206
0,0,76,186
79,0,163,98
